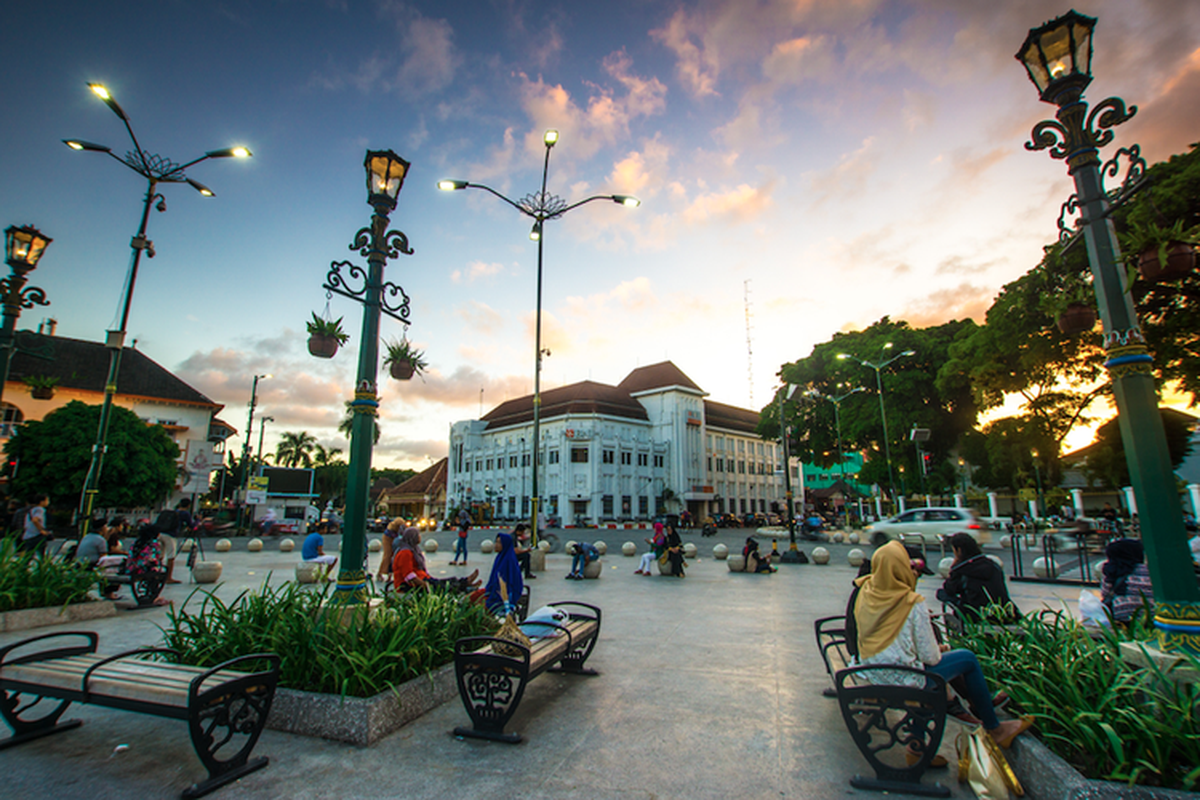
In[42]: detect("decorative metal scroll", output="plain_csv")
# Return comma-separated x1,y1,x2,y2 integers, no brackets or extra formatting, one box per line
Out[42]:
351,227,413,261
1057,194,1083,244
124,150,187,182
1025,95,1137,161
1101,144,1149,211
519,190,568,220
322,260,411,325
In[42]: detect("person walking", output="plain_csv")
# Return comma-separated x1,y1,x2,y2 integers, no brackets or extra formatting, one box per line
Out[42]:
450,508,471,566
18,494,51,554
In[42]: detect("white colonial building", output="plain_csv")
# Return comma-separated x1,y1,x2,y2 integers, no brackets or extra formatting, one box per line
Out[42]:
447,362,799,525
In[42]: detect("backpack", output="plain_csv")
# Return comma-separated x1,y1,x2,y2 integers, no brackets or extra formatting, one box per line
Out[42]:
153,509,180,535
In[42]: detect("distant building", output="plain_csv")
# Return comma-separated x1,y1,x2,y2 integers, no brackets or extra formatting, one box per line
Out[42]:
1,331,235,500
381,457,448,524
447,361,798,525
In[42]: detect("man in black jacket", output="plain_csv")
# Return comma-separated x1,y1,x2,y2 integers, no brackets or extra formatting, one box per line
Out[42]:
937,532,1020,623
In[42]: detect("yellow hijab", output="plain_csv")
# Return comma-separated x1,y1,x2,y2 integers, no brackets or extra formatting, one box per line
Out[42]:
854,540,924,659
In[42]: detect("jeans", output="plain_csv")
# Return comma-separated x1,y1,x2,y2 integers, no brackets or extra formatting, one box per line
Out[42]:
926,649,999,729
570,553,586,575
517,550,532,577
454,535,468,563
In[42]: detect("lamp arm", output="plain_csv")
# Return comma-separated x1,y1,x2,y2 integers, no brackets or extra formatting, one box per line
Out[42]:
465,183,529,216
559,194,619,216
175,153,213,172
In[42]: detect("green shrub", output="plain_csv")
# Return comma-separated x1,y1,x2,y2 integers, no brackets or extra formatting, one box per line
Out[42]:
159,580,498,698
955,609,1200,790
0,538,101,612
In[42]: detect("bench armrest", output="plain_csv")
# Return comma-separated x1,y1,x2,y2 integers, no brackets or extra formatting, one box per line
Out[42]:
836,664,946,693
0,631,99,668
190,653,281,698
80,647,181,702
544,600,601,627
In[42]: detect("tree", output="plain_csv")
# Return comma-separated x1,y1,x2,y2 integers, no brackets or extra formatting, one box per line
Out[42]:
3,401,179,510
339,402,380,444
1082,410,1194,489
275,431,317,468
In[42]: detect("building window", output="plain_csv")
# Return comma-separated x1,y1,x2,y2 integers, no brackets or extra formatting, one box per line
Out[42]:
738,460,746,474
509,456,518,468
715,458,724,473
508,497,516,515
476,460,482,472
738,440,745,453
522,496,529,514
620,452,631,466
537,451,543,465
716,437,725,451
602,495,614,516
621,495,631,515
464,461,470,473
639,496,649,516
549,495,559,514
549,450,560,465
653,455,664,468
485,458,493,471
522,454,531,467
571,447,589,463
707,456,713,471
602,449,614,464
637,453,648,467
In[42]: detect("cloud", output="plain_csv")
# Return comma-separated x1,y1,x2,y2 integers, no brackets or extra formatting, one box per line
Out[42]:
761,35,836,84
807,137,878,207
682,181,775,225
394,15,460,96
607,136,671,198
897,283,996,327
450,261,506,284
455,300,505,335
651,8,720,97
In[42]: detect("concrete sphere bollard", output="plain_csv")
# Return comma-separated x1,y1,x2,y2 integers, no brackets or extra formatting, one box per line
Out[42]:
847,532,860,545
622,541,637,556
539,540,552,553
530,548,546,572
279,538,295,553
727,554,746,572
832,532,845,544
247,538,263,552
938,556,955,579
583,559,602,579
179,539,195,553
294,562,322,584
594,541,607,556
1033,556,1058,579
192,561,222,584
423,539,438,553
847,548,865,568
565,540,577,554
683,542,697,559
215,538,232,553
713,543,729,560
999,534,1012,549
658,557,673,575
987,555,1005,572
812,547,831,565
368,538,382,552
480,539,494,555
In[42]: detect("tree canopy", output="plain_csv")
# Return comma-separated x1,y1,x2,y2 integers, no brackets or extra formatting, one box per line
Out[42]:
4,401,180,509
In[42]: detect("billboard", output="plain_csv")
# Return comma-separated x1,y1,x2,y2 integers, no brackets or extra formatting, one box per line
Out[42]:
261,467,315,497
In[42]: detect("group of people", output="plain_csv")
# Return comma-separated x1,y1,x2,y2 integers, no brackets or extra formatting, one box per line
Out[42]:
634,521,686,577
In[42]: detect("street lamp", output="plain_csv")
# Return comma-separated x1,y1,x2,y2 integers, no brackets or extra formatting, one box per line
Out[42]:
257,415,275,467
439,130,639,544
240,374,271,531
66,82,251,537
1030,449,1044,522
1017,11,1199,653
837,344,912,505
807,385,866,518
321,149,414,605
0,225,52,404
776,384,801,561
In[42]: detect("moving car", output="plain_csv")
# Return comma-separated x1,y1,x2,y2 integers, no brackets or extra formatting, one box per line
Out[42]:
865,507,988,546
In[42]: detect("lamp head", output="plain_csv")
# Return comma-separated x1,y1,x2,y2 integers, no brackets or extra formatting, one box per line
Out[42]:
63,139,112,153
187,178,215,197
530,221,542,241
364,149,410,210
836,353,850,361
205,146,252,159
1016,10,1096,104
5,225,52,272
901,349,916,357
612,195,640,207
543,129,559,147
438,180,468,191
87,82,129,121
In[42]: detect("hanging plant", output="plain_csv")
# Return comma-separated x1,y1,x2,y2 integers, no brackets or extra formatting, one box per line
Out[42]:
1120,219,1199,283
382,337,427,380
307,312,349,358
23,374,59,400
1056,302,1097,335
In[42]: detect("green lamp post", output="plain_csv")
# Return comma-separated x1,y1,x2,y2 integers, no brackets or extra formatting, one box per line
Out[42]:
0,225,52,405
322,150,413,605
1017,10,1199,652
837,344,913,510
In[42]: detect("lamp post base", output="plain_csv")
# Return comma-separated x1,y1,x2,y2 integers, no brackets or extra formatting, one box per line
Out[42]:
779,549,806,564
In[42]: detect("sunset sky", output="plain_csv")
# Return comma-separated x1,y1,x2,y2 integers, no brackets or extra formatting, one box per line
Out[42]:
2,0,1197,469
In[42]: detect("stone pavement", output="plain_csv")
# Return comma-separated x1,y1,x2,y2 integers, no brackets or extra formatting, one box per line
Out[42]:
1,530,1081,800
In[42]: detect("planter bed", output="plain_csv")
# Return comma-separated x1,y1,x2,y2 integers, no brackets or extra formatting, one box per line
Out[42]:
1008,732,1200,800
265,662,457,745
0,599,117,633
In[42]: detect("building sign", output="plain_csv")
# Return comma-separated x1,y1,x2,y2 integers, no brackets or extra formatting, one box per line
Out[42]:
246,476,269,505
690,485,715,494
181,439,217,494
686,410,701,426
564,428,592,440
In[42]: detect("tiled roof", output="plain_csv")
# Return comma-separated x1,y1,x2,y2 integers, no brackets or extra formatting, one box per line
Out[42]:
617,361,704,394
384,458,448,499
482,380,649,429
703,399,760,434
8,333,219,408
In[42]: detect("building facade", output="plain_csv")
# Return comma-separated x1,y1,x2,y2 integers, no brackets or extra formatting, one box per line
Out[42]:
446,362,798,525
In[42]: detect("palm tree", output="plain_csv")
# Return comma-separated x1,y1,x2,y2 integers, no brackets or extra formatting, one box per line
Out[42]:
313,443,344,467
276,431,318,468
339,401,380,444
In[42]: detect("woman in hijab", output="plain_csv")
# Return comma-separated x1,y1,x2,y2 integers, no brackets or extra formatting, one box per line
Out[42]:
854,541,1030,749
485,532,524,615
937,533,1019,623
1100,538,1153,623
664,524,685,577
392,526,484,600
743,537,776,573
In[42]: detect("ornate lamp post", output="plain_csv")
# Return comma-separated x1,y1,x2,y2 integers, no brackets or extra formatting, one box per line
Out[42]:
776,384,801,561
65,83,251,537
0,225,52,404
837,344,912,504
256,415,274,466
322,150,413,605
239,373,271,531
439,130,639,544
1017,11,1199,652
1030,448,1044,519
808,385,866,518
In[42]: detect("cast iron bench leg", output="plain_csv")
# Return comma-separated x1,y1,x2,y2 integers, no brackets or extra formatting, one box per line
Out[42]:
453,637,532,743
0,690,81,748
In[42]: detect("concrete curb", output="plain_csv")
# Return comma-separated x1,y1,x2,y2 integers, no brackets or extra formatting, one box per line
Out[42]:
265,662,457,745
1008,731,1198,799
0,600,118,633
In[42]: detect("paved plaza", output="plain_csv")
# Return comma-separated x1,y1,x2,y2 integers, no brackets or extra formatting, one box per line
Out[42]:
0,529,1082,800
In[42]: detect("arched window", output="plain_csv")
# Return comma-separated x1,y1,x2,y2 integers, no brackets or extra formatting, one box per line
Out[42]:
0,403,23,438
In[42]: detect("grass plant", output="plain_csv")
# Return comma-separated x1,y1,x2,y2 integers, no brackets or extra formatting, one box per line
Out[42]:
0,538,101,612
160,580,497,698
955,608,1200,790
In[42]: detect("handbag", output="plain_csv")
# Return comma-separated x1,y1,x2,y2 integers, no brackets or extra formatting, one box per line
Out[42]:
956,727,1024,799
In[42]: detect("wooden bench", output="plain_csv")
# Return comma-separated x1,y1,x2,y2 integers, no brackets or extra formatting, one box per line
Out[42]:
0,631,280,799
814,614,851,697
452,600,600,743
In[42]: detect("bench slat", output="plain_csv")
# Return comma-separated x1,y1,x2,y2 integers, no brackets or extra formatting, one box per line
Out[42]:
0,655,244,708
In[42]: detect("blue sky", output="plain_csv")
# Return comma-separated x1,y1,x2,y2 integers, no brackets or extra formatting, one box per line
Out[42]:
3,0,1198,469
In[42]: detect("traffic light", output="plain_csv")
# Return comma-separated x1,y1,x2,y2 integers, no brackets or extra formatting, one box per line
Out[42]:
921,452,931,476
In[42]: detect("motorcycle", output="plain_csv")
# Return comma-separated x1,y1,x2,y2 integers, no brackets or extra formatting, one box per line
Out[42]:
701,522,717,537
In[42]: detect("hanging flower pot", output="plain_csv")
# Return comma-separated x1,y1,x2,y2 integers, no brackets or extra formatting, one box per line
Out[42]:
23,375,58,400
383,337,427,381
1057,302,1096,335
1137,242,1196,282
306,312,349,359
390,360,415,380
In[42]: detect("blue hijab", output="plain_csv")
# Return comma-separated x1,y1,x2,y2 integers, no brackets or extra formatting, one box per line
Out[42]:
485,533,524,614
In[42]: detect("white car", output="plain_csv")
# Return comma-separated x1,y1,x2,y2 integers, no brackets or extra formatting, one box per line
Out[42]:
865,507,988,546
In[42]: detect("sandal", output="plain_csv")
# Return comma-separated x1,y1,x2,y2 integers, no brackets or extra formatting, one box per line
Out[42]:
989,715,1034,749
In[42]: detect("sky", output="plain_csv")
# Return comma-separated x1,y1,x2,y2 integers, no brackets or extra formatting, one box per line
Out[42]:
2,0,1198,470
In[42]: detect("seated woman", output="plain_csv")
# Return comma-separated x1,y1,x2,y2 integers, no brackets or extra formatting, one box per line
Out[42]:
937,533,1019,623
392,527,484,600
743,537,776,573
637,522,665,575
484,532,524,615
854,540,1031,749
1100,538,1153,624
664,525,685,578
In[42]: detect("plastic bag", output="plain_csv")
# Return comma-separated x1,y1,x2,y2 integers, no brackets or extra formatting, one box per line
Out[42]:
1079,589,1109,626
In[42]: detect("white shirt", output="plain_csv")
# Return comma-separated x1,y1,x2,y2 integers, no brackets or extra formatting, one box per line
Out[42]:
854,599,942,687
